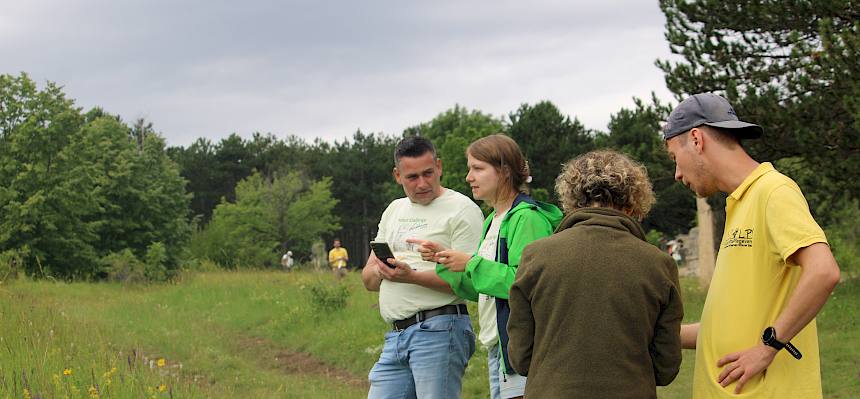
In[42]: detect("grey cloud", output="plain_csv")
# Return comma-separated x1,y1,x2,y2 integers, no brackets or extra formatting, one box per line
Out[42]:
0,0,676,146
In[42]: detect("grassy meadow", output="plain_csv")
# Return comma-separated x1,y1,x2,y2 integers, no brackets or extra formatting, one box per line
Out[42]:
1,270,857,398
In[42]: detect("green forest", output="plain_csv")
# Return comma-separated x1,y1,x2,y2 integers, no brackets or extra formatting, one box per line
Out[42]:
1,0,858,281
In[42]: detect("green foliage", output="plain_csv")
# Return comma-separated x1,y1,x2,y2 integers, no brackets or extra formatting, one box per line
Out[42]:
596,96,696,235
0,73,190,280
0,248,25,282
530,187,550,203
508,101,595,202
821,196,860,277
657,0,860,213
645,229,664,248
0,73,93,278
172,131,398,265
309,131,413,264
284,176,341,253
145,242,169,281
191,171,340,268
308,281,351,313
101,249,146,283
405,105,505,197
100,244,172,284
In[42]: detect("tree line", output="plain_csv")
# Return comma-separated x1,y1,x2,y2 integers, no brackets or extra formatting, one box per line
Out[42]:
1,0,857,279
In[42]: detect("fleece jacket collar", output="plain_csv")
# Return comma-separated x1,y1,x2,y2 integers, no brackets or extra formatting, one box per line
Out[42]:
556,207,646,241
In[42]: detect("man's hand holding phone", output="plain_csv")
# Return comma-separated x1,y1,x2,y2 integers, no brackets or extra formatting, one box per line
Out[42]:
370,241,415,284
377,258,416,283
370,242,396,268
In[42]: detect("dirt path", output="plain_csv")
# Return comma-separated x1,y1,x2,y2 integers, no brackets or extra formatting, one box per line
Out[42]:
235,335,369,391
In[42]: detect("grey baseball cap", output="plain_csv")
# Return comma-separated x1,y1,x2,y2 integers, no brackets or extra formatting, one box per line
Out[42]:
663,93,763,140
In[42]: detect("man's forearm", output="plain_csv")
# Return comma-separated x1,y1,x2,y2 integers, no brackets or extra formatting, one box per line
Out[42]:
681,323,699,349
405,270,453,294
362,262,382,291
773,244,840,342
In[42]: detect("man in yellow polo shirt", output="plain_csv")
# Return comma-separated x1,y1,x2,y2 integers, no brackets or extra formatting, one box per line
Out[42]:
664,93,841,397
328,238,348,278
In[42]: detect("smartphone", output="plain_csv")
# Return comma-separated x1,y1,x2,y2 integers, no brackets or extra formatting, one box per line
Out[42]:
370,241,396,269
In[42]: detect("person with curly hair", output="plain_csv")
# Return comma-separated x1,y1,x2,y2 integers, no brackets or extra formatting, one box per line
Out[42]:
507,149,683,398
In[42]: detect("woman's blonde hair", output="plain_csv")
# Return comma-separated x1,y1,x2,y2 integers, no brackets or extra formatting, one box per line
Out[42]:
554,149,655,220
467,134,530,199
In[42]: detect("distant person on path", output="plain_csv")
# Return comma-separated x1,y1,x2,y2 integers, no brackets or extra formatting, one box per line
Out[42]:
667,239,684,265
410,134,562,399
281,250,294,271
328,239,349,278
664,93,840,397
361,136,484,399
507,150,683,398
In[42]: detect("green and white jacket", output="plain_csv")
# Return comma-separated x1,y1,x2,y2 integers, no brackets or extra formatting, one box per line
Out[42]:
437,193,562,374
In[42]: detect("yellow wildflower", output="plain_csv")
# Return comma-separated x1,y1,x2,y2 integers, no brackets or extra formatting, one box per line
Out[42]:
157,358,166,367
23,388,31,399
63,368,73,376
88,385,99,399
157,383,167,392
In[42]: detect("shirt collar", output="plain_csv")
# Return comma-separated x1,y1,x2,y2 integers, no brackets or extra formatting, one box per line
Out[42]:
729,162,775,201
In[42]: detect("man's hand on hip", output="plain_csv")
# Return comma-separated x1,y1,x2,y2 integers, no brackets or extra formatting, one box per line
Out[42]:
716,344,778,394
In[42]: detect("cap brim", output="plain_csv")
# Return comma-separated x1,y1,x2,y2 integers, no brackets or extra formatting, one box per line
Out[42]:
705,121,763,139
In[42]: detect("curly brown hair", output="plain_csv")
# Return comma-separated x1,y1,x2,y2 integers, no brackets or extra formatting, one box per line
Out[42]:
554,150,655,220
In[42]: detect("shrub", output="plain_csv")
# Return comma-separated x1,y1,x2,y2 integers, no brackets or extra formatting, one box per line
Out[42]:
0,248,26,282
823,197,860,278
144,242,168,281
101,249,145,283
308,281,350,313
645,229,664,248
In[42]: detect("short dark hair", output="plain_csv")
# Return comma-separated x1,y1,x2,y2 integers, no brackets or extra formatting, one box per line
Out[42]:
672,125,742,150
394,136,437,165
700,125,742,147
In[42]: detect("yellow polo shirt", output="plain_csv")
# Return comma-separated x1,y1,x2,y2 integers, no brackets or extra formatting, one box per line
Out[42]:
693,163,827,398
328,247,348,269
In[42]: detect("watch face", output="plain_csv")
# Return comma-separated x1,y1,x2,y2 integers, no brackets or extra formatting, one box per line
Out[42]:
763,327,775,342
762,326,784,350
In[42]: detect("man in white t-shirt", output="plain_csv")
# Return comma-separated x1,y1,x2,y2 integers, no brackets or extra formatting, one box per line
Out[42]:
362,136,484,399
281,250,294,271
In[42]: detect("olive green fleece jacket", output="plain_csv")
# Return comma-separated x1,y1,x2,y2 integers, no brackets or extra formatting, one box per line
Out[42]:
508,207,683,398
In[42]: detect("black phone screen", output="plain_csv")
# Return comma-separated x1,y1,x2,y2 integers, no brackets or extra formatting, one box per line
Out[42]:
370,241,396,268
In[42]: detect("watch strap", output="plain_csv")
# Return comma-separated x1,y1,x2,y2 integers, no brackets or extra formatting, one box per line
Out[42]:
784,342,803,360
762,326,803,360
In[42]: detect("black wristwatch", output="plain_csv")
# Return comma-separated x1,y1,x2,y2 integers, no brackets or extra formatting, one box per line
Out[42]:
762,326,802,360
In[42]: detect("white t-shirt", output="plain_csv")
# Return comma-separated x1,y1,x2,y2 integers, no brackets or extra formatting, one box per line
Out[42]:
477,210,507,347
375,189,484,324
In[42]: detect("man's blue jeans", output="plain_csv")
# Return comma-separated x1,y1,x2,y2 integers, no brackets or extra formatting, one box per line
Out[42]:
368,313,475,399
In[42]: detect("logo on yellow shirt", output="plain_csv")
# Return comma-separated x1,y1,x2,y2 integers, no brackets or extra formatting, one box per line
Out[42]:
723,227,754,248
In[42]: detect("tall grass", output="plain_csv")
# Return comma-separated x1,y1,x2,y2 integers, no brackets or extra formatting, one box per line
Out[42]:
0,285,204,398
1,270,857,398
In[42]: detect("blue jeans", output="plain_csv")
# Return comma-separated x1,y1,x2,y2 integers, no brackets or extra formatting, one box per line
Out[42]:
488,343,527,399
368,314,475,399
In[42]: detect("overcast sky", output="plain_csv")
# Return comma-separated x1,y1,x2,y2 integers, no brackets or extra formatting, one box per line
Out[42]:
1,1,680,147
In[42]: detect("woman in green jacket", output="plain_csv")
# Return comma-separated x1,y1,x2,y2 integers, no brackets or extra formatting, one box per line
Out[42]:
408,134,562,399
